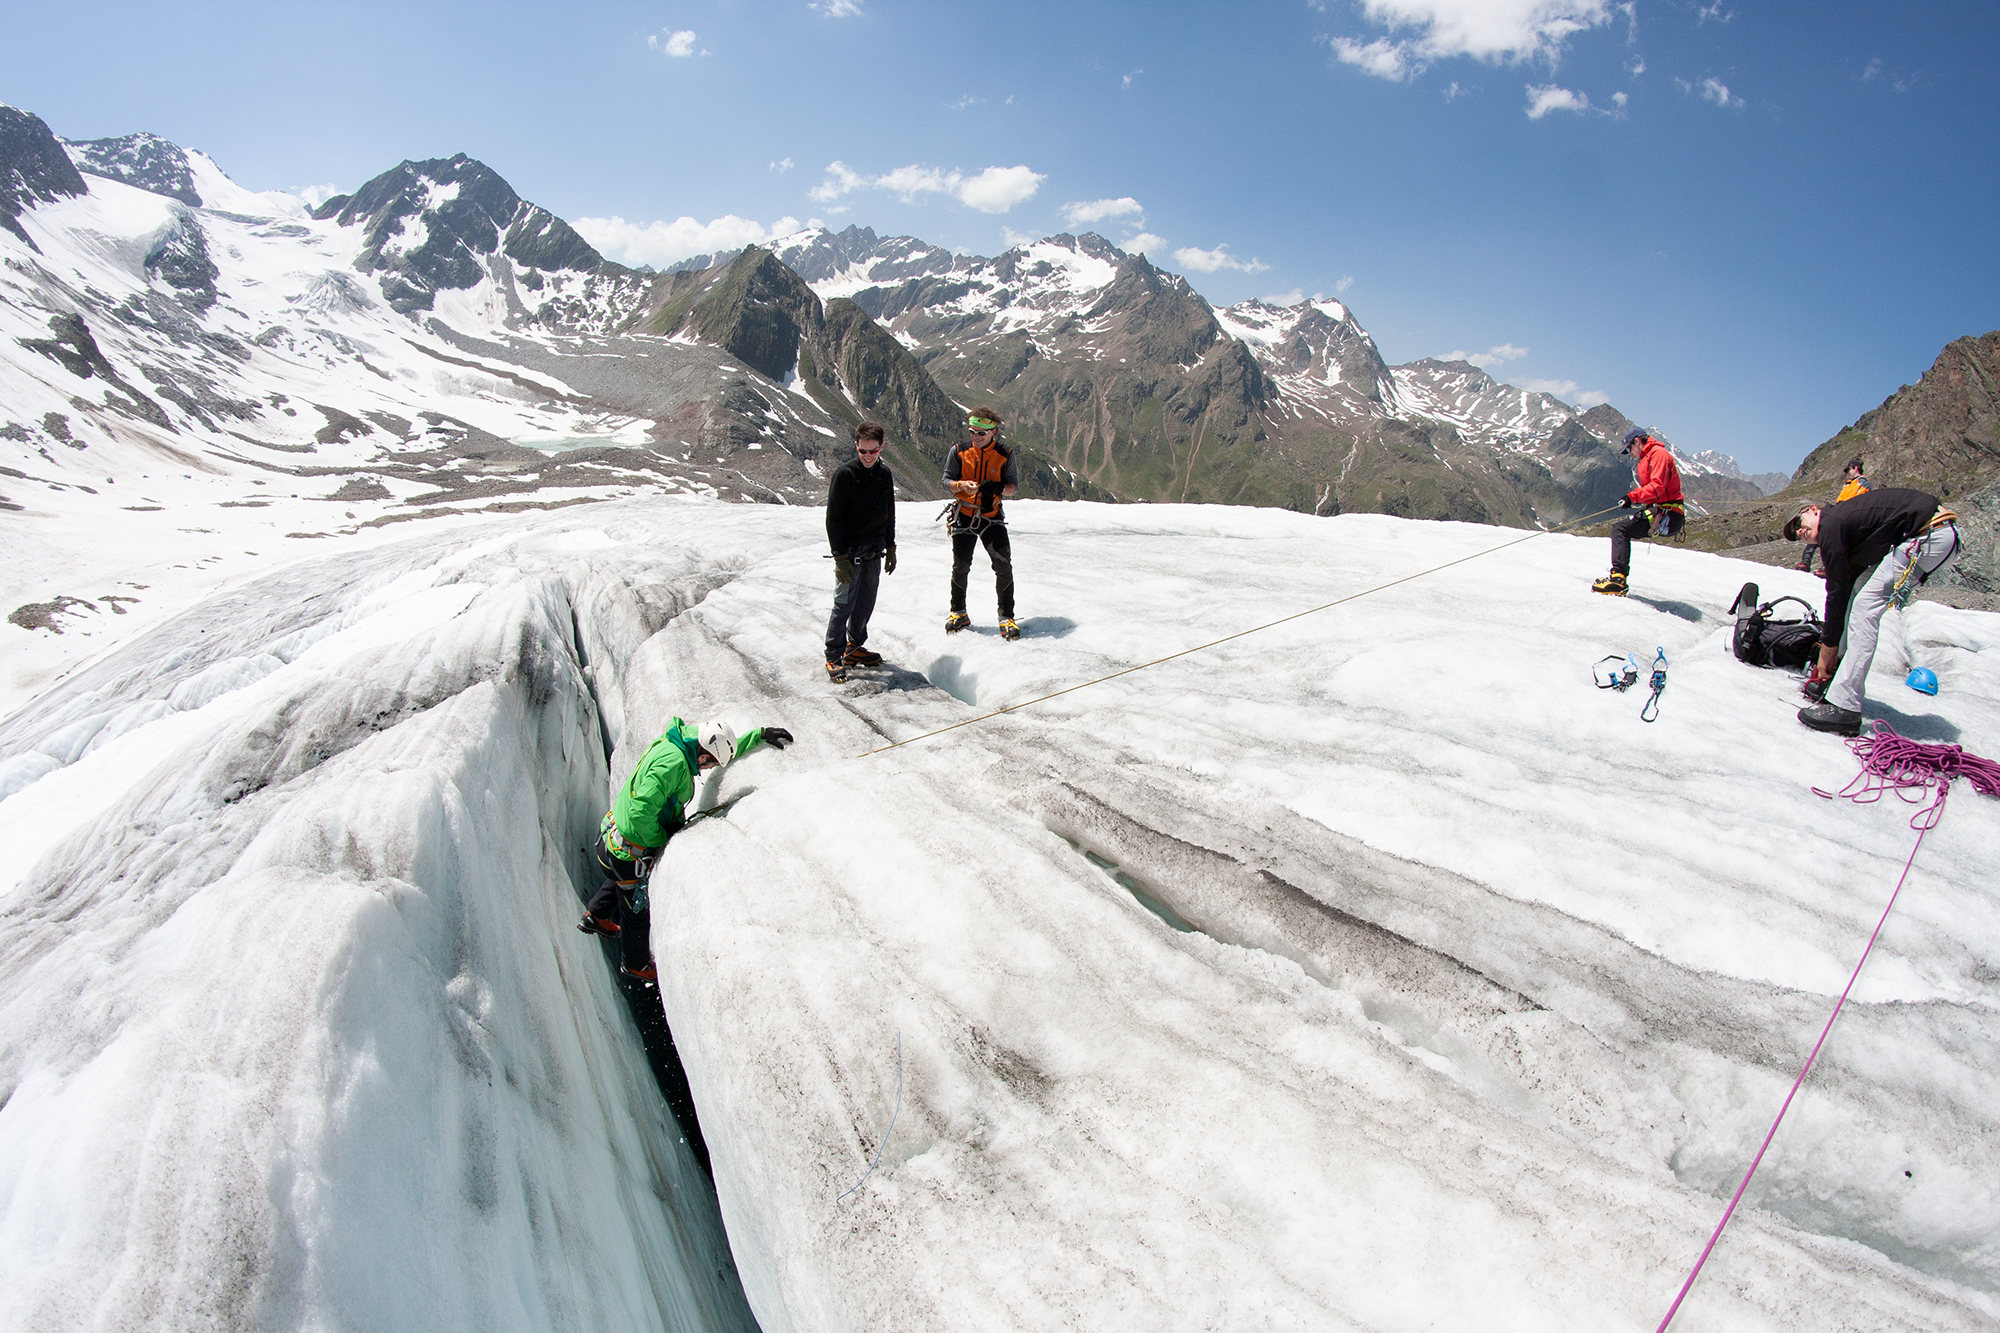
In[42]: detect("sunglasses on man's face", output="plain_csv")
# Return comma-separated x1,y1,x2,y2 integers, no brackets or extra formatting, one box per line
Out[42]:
856,446,882,454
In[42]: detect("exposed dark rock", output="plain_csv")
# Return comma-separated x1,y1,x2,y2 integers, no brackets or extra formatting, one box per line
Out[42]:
17,312,174,429
143,208,219,311
328,154,601,313
63,132,202,206
1,105,90,251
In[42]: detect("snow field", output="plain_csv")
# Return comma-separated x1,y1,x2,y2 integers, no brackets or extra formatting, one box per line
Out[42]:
570,501,1996,1328
0,497,1996,1329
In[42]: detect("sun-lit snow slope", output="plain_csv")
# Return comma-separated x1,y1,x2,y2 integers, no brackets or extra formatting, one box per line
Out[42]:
1,161,843,709
0,513,779,1331
3,499,1997,1330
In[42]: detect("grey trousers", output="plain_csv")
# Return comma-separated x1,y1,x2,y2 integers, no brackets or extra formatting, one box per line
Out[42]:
1826,525,1962,712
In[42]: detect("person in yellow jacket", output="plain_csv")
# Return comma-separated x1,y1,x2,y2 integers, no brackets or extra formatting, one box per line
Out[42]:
579,717,792,981
1797,456,1868,575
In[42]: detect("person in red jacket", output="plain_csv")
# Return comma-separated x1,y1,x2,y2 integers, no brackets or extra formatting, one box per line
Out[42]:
1592,427,1685,596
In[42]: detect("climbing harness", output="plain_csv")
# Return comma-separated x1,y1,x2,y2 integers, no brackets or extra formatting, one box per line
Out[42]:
1640,648,1668,723
936,500,1002,537
1653,723,2000,1331
1887,513,1961,611
860,503,1630,758
1592,653,1640,692
838,1031,904,1201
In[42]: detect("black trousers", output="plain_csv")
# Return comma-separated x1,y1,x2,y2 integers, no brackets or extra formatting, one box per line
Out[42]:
1610,509,1684,575
586,837,653,972
950,520,1014,619
824,553,882,662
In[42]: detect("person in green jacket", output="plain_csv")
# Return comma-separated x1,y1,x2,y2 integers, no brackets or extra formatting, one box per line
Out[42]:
579,716,792,980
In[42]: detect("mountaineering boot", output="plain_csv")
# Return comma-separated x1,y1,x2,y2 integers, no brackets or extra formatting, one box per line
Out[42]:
620,960,658,983
999,618,1021,641
1797,701,1863,737
1730,581,1760,620
577,913,620,937
1591,571,1629,596
945,611,971,633
826,658,849,684
842,644,883,667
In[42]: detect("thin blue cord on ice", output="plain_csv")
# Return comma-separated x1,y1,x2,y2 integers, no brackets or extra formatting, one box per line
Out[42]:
838,1031,903,1201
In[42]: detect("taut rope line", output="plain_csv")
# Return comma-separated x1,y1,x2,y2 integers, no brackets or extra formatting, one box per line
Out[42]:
857,504,1627,759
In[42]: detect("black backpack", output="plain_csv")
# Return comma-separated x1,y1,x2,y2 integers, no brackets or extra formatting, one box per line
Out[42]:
1730,582,1821,670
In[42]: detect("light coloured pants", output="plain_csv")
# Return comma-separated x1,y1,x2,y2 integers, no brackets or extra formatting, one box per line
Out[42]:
1826,525,1962,712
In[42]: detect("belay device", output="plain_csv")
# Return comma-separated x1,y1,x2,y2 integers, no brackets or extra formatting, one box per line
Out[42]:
1593,647,1668,721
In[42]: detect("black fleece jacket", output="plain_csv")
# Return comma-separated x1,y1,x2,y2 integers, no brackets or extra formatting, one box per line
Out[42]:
826,455,896,556
1818,487,1939,641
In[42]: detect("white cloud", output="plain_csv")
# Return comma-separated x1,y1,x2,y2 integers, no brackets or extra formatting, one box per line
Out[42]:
647,29,698,57
572,213,802,268
1697,76,1742,108
769,157,793,173
1172,244,1269,274
1525,84,1591,118
1611,90,1628,110
1123,69,1144,90
1695,1,1731,23
1572,389,1610,407
1862,57,1882,81
1446,343,1529,369
1627,55,1646,75
1517,376,1578,396
1123,232,1166,257
947,95,980,110
1264,288,1305,305
1330,37,1418,81
808,160,1044,213
1062,197,1144,227
1001,227,1038,248
1328,1,1614,82
811,0,863,15
1335,275,1355,293
957,165,1045,212
293,184,343,207
1443,80,1467,101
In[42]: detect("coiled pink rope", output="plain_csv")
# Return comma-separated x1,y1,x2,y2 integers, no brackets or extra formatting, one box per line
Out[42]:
1655,721,2000,1331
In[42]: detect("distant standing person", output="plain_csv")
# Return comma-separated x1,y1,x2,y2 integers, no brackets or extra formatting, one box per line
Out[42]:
944,406,1020,639
579,717,792,980
1784,489,1962,736
1796,456,1869,575
1592,427,1685,596
824,421,897,683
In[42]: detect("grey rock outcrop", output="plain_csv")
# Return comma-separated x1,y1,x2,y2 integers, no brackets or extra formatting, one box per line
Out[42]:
63,132,202,206
1,105,89,251
325,154,602,314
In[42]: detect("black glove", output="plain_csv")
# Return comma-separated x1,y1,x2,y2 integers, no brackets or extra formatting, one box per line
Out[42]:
1620,497,1634,508
978,480,1004,500
762,726,793,750
884,545,897,574
833,554,855,583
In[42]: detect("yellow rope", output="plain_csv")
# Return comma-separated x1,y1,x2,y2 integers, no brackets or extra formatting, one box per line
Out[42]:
855,505,1628,759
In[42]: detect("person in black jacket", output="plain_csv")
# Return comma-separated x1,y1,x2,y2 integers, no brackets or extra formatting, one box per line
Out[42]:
824,422,897,682
1784,488,1962,735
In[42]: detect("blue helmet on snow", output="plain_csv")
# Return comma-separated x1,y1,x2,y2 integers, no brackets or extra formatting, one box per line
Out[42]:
1906,667,1939,696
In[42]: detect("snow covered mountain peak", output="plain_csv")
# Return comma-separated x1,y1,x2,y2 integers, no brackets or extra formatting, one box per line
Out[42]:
62,130,304,219
315,154,602,315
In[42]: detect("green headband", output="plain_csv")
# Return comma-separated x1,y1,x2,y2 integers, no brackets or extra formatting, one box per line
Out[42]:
967,416,999,431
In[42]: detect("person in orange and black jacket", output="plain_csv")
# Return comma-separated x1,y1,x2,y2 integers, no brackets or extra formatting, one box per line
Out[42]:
943,405,1021,639
1592,427,1685,596
1796,456,1869,576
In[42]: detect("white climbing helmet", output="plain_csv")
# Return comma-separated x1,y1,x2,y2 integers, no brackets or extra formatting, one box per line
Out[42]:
697,719,735,768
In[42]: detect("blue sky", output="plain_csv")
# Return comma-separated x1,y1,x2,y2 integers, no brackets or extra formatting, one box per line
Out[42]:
6,1,1995,474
